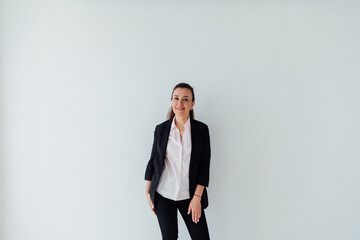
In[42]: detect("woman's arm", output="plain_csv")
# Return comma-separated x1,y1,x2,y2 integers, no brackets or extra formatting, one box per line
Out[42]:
188,184,205,223
144,126,158,216
188,124,211,223
144,126,158,181
194,184,205,196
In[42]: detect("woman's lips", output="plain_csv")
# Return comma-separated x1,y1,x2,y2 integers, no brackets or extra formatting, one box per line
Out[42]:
177,108,185,111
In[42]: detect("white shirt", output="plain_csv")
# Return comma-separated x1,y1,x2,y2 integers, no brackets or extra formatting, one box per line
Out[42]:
156,116,192,200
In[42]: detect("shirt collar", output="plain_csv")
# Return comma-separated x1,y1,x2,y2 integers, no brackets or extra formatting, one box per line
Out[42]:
171,116,191,132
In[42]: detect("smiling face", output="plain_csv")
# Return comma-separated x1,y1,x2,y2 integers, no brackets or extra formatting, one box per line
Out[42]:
171,88,195,118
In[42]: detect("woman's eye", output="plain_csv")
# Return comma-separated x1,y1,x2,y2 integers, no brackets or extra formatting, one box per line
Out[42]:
173,98,189,101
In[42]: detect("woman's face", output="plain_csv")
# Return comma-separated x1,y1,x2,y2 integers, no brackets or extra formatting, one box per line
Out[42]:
171,88,195,118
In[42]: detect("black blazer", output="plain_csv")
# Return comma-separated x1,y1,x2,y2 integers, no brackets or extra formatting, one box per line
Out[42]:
145,116,211,209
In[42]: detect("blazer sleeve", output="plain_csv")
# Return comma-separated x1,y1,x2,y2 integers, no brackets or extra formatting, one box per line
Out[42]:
196,124,211,187
144,125,158,181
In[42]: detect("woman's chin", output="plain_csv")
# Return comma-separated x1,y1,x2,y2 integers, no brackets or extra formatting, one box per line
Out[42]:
176,112,189,117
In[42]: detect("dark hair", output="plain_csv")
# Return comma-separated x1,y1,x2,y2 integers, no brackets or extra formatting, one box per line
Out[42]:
166,83,195,120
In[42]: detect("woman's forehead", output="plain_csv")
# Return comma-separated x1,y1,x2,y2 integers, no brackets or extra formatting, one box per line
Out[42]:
173,88,192,96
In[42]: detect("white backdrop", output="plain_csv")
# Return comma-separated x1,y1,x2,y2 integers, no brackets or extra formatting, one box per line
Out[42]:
1,1,360,239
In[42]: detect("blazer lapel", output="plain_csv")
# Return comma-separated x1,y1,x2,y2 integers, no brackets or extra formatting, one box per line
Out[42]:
189,118,200,172
159,117,172,162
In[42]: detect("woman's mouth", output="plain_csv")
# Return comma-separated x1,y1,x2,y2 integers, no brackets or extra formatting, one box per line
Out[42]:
177,108,185,111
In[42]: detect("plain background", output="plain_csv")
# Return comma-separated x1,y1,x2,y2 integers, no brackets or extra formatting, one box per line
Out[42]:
1,0,360,239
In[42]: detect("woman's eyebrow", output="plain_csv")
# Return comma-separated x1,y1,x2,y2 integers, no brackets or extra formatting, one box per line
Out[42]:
174,95,189,98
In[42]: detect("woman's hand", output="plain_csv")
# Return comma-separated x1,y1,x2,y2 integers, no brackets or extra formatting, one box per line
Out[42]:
145,192,156,216
145,181,156,216
188,197,201,223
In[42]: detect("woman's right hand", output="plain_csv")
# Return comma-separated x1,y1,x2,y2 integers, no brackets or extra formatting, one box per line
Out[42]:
145,181,156,215
145,192,156,216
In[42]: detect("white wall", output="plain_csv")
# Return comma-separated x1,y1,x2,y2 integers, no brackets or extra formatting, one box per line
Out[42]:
1,1,360,239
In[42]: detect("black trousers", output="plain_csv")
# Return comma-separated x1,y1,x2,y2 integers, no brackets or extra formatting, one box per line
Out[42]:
154,192,210,240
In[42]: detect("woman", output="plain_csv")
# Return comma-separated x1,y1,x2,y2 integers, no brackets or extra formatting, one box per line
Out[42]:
144,83,211,240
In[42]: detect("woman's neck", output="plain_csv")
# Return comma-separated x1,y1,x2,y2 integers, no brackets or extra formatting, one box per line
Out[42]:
175,115,189,128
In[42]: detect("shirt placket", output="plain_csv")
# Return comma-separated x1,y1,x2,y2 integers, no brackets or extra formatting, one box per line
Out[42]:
175,128,183,199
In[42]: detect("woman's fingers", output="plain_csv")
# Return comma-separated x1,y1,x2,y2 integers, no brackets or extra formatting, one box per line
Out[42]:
188,201,202,223
149,201,156,216
189,205,197,223
192,208,201,223
151,207,156,215
196,210,200,223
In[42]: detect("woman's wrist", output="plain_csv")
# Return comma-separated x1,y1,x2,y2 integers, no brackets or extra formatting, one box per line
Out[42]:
194,193,202,199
